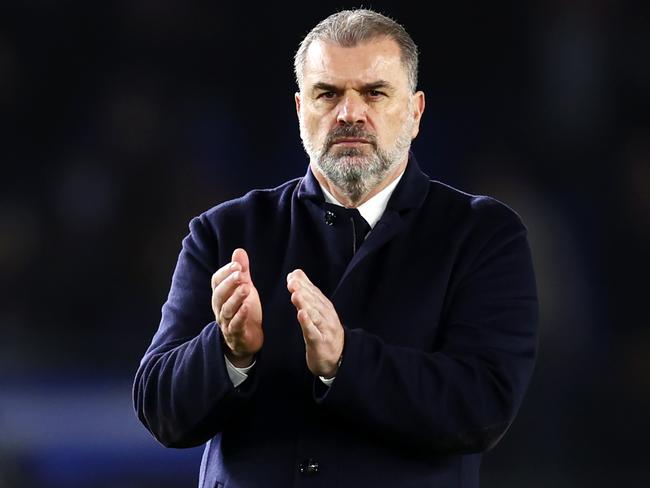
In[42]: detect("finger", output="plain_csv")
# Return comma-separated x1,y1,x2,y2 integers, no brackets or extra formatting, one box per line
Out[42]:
211,261,242,291
287,268,309,284
307,307,323,327
220,284,249,324
303,280,328,308
231,248,252,283
287,272,328,326
290,287,319,313
286,268,309,284
286,270,301,293
297,309,322,343
294,269,319,291
286,276,302,295
295,270,327,302
212,269,243,315
286,270,316,298
225,302,248,337
287,269,327,308
291,289,324,328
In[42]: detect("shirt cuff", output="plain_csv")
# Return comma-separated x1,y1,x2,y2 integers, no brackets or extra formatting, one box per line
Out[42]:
224,355,256,388
318,375,335,387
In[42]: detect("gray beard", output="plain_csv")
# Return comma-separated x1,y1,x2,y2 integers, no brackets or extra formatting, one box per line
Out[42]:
303,121,414,206
316,145,393,205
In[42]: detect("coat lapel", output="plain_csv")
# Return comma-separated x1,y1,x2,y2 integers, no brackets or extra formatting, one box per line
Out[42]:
297,152,431,298
331,209,405,297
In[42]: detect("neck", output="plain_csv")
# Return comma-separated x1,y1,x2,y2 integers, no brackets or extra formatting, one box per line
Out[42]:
310,157,408,208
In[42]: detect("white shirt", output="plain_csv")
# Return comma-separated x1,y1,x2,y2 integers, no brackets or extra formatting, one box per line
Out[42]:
225,169,406,387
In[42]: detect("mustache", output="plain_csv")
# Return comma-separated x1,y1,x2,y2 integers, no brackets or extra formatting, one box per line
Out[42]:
325,125,377,150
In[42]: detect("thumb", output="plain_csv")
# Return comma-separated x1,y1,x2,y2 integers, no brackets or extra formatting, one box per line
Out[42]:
231,248,251,281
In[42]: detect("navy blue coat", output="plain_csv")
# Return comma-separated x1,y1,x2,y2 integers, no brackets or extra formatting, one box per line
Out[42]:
133,155,538,488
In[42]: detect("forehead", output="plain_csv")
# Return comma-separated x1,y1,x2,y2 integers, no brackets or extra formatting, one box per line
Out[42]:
302,37,408,88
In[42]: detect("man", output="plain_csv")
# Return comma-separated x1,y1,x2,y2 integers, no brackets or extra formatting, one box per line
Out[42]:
133,8,538,488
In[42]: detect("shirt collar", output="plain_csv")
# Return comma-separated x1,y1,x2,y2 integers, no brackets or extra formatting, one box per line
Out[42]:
318,170,405,229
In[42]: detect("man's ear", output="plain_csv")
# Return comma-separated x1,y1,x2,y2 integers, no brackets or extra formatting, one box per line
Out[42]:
410,91,426,139
295,92,302,119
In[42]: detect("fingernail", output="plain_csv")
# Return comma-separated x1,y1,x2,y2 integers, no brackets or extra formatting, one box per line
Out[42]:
232,271,240,281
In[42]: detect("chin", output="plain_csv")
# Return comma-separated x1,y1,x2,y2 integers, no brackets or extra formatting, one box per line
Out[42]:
330,146,372,162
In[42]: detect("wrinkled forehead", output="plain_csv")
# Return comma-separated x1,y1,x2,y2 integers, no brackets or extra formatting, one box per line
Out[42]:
302,38,409,89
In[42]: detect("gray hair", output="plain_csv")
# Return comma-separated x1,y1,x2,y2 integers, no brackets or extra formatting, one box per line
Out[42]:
294,9,419,93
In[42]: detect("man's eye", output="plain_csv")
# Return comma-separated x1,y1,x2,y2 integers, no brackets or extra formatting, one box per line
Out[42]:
318,91,337,99
368,90,385,98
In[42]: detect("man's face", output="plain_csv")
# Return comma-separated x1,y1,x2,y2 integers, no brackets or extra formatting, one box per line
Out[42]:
296,37,424,204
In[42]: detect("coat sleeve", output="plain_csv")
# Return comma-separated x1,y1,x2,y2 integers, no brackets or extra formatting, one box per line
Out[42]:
315,199,539,455
132,214,257,448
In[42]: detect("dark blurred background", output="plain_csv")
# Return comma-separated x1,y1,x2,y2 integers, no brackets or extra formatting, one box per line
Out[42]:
1,1,648,486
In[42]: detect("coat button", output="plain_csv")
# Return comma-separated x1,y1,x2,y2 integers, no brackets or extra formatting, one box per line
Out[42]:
299,458,319,475
324,211,336,226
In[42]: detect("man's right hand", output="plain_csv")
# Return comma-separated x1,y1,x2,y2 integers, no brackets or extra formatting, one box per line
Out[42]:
211,248,263,368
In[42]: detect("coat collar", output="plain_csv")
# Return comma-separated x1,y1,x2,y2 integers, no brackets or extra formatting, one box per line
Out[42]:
385,152,430,213
296,151,430,214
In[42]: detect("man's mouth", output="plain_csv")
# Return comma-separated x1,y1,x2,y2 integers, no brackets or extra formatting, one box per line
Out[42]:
331,138,371,145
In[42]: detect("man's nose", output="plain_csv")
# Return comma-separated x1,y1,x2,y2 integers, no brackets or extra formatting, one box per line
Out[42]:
336,93,367,125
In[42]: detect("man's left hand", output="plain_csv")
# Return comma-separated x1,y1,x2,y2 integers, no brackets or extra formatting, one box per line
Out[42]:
287,269,344,378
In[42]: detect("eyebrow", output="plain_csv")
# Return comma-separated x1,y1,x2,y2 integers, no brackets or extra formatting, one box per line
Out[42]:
311,80,395,93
